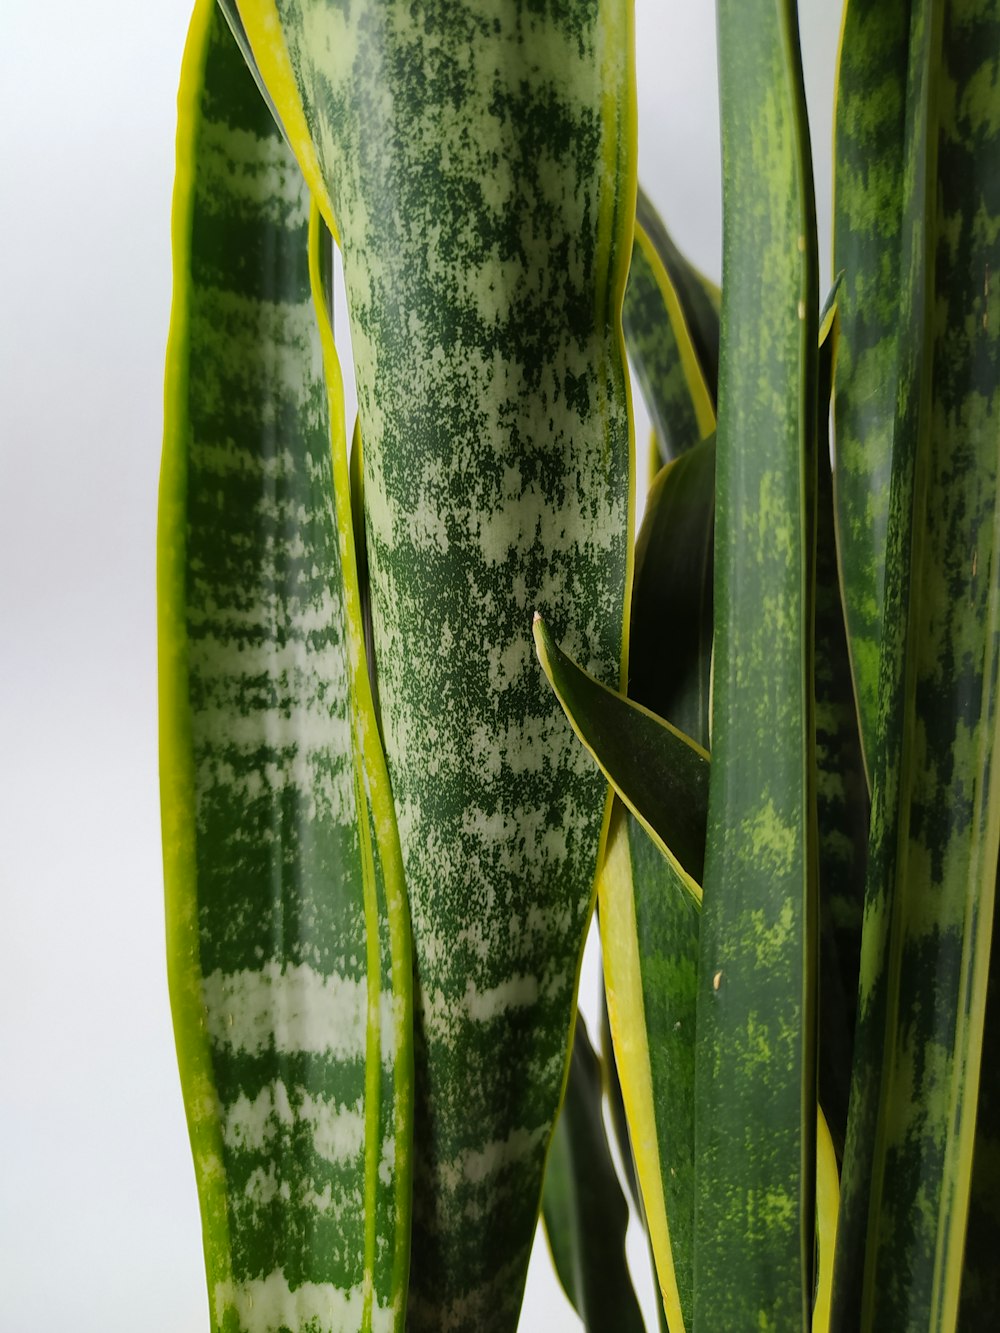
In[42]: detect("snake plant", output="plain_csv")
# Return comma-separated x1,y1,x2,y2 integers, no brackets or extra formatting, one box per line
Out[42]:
159,0,1000,1329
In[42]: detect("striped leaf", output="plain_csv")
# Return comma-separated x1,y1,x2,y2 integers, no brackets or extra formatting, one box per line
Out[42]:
159,5,410,1329
234,3,636,1326
534,618,705,1326
834,2,1000,1326
832,0,912,783
961,860,1000,1322
830,5,941,1319
536,621,847,1331
694,0,819,1325
541,1014,645,1333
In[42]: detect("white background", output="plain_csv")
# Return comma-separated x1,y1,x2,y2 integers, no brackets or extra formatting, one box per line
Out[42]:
0,3,840,1328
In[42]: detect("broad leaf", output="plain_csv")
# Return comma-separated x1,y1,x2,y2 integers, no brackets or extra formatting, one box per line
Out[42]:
235,3,636,1326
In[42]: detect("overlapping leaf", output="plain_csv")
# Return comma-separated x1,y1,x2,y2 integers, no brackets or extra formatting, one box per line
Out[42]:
833,3,1000,1326
234,3,636,1326
159,5,410,1328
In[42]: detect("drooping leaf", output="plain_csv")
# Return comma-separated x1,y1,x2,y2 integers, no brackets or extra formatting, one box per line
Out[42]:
159,6,411,1331
542,1014,645,1333
832,0,912,784
694,0,819,1325
834,3,1000,1326
235,3,636,1326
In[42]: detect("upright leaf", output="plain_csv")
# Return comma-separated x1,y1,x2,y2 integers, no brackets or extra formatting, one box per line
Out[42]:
235,3,636,1326
831,3,940,1323
832,0,912,782
694,0,819,1326
814,309,868,1160
623,227,716,467
629,435,715,747
635,188,721,402
542,1015,645,1333
159,5,410,1328
835,2,1000,1325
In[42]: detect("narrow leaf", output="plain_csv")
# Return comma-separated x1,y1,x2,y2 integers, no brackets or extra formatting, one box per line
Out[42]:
835,3,1000,1326
832,0,912,783
160,6,411,1330
533,616,707,898
624,224,716,467
635,187,721,402
813,309,868,1161
542,1014,645,1333
629,434,715,747
694,0,819,1326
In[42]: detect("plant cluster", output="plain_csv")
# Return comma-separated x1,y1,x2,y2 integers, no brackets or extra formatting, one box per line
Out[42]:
160,1,1000,1329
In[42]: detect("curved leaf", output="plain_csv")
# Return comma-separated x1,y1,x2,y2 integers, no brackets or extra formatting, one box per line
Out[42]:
635,187,720,402
623,225,716,467
533,616,707,899
160,6,411,1329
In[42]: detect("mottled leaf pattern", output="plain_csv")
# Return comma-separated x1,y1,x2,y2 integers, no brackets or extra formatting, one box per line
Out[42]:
835,3,1000,1326
832,0,912,782
234,2,636,1326
694,0,819,1325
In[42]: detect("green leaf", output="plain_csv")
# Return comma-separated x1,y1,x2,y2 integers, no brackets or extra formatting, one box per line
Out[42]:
160,5,411,1330
694,0,819,1325
533,616,707,898
832,0,912,785
542,1014,645,1333
635,187,721,404
629,434,715,748
834,3,1000,1326
623,224,716,468
813,307,868,1162
235,3,636,1326
534,618,706,1328
599,799,699,1333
